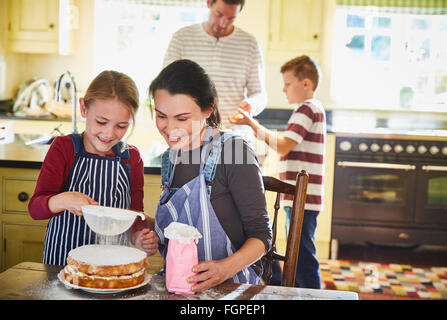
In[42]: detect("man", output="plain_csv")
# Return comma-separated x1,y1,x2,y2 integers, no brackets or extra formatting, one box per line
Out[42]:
163,0,267,144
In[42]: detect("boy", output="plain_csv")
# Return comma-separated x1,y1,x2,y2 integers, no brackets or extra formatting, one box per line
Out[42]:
229,55,326,288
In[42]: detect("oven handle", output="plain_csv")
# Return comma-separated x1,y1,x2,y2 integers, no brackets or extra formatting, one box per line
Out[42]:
337,161,416,171
421,165,447,172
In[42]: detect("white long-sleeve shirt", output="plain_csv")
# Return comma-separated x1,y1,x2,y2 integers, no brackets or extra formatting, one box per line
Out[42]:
163,23,267,135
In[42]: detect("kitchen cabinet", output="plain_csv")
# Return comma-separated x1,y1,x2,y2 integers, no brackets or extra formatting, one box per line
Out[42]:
0,168,45,271
143,174,164,273
6,0,73,54
267,0,324,62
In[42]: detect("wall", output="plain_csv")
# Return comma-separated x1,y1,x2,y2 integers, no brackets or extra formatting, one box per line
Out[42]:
1,0,337,114
236,0,336,110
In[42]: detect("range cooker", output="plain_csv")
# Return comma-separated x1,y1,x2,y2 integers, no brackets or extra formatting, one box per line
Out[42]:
332,134,447,248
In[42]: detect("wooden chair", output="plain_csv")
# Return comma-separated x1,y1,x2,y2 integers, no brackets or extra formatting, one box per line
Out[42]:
262,170,309,287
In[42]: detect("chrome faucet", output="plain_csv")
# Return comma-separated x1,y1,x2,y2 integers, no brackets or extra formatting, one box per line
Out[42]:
55,71,77,134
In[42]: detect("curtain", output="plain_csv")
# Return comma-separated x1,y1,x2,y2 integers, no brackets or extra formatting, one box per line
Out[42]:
336,0,447,14
103,0,206,8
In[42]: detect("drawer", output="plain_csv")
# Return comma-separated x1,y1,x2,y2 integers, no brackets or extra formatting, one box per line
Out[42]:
3,178,36,213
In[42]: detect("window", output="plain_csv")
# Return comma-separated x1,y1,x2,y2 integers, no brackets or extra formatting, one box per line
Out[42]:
330,6,447,111
93,0,208,104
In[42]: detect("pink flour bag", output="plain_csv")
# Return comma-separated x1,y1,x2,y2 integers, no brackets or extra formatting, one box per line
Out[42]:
164,222,202,294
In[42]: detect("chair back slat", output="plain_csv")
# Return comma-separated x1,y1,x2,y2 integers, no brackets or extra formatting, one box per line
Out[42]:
262,170,309,287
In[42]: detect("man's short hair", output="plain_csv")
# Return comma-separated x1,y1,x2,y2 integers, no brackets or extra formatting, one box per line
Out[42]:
209,0,245,11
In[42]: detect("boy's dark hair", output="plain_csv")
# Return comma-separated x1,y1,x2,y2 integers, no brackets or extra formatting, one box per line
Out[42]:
280,55,320,91
209,0,245,11
148,59,221,128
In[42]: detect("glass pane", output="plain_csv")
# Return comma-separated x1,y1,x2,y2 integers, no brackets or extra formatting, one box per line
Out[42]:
373,16,392,29
347,14,365,28
345,35,365,52
348,173,405,204
412,18,429,30
427,177,447,208
371,35,391,60
331,8,447,110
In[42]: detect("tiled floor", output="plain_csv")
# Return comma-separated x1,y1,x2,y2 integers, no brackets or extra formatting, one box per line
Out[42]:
337,243,447,267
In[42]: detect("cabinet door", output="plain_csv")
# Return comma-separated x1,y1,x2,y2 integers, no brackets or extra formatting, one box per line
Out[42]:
143,175,162,219
8,0,58,42
7,0,72,54
268,0,324,61
3,223,46,270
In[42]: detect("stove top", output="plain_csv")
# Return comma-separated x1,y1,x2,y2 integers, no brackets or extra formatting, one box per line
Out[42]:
335,135,447,161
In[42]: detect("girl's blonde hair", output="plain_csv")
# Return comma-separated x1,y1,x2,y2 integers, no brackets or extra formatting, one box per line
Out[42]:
83,70,139,147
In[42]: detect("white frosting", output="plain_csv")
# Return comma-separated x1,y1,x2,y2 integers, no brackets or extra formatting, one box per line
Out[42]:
64,265,145,280
68,245,146,266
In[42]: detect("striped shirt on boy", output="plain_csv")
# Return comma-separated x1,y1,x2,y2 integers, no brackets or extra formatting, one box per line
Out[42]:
279,99,326,212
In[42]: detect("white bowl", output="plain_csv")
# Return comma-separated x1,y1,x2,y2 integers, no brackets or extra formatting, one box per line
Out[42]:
82,205,145,236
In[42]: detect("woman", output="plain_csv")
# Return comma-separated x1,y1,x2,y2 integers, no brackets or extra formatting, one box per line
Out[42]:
148,59,272,292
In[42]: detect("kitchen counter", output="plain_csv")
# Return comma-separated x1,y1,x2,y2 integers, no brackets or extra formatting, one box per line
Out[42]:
0,262,358,300
0,134,161,174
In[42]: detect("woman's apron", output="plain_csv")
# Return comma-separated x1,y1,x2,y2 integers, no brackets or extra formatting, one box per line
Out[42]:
42,134,132,265
155,127,260,284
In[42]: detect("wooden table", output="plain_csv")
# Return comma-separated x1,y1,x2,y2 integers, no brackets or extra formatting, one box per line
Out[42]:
0,262,358,300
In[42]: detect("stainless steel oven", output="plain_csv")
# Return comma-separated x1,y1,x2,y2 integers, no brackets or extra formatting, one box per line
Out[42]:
332,135,447,246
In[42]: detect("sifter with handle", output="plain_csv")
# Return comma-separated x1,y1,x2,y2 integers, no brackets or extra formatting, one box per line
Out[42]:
82,205,146,236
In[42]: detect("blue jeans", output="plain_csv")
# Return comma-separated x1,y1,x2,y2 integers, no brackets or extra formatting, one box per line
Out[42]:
265,207,321,289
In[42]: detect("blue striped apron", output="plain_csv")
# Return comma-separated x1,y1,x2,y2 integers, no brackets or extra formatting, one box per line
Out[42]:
155,127,260,284
42,134,132,265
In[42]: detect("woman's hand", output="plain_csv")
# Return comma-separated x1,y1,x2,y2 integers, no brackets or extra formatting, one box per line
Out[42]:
186,238,265,292
48,192,98,216
187,260,231,293
134,228,159,256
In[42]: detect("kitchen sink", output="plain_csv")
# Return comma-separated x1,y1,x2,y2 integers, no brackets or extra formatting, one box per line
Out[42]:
18,134,55,145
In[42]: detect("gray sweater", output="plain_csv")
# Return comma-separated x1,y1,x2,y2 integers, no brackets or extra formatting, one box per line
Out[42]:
170,135,272,275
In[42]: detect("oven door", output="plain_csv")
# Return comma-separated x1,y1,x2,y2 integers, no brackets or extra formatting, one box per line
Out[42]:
415,164,447,225
333,160,417,223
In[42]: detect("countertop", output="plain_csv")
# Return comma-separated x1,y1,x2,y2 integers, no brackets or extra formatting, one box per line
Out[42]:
0,134,161,174
0,262,358,300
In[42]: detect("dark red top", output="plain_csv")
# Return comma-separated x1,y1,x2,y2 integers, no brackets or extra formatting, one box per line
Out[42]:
28,135,146,232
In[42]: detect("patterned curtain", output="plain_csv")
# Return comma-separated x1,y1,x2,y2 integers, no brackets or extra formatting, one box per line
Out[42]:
336,0,447,14
103,0,206,8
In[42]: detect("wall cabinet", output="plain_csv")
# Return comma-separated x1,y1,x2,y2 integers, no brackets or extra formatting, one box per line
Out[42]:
7,0,73,54
268,0,324,62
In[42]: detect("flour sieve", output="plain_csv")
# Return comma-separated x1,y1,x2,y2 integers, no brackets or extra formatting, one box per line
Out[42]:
82,205,146,236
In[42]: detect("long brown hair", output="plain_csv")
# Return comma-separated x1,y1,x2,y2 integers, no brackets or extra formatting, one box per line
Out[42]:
148,59,221,128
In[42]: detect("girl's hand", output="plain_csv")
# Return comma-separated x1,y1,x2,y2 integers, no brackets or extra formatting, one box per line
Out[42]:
187,260,230,293
134,228,158,256
48,192,98,216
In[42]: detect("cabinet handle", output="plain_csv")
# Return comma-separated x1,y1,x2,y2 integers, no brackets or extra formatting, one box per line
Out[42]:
18,192,29,202
313,34,318,39
49,23,55,29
